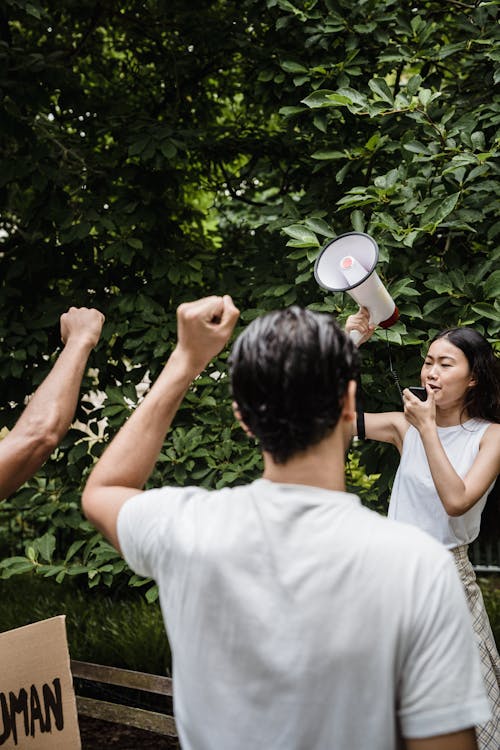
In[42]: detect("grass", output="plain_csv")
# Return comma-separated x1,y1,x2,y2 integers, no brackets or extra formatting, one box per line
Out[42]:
478,576,500,648
0,574,171,675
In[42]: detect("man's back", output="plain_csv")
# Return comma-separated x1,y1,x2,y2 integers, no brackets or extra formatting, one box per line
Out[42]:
84,297,489,750
118,479,490,750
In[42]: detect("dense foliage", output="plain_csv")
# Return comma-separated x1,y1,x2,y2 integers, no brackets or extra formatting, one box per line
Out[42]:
0,0,499,591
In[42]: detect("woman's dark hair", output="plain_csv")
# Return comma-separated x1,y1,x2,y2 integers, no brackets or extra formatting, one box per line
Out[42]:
229,306,359,464
431,327,500,423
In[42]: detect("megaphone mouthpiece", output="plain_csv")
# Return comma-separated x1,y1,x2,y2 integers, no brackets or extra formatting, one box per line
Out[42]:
340,256,354,269
339,255,369,288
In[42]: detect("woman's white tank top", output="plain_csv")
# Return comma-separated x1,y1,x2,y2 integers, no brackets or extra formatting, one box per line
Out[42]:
388,418,495,549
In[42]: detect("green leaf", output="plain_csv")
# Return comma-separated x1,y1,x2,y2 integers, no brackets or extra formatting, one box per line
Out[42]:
65,539,87,563
26,3,42,19
1,562,35,578
403,141,429,155
160,141,177,159
295,270,311,284
301,90,340,108
146,585,159,603
336,88,368,108
279,105,305,117
368,78,394,104
40,565,66,578
336,191,377,208
270,284,293,296
311,150,345,160
282,224,319,246
304,218,335,237
418,89,432,107
127,238,143,250
350,210,365,232
424,275,454,295
128,137,151,156
420,193,460,228
0,556,32,569
258,69,274,82
365,132,386,151
437,42,466,60
433,193,460,226
35,533,56,563
406,74,422,95
353,21,377,34
471,304,500,322
281,60,308,73
313,115,327,133
389,278,418,299
483,271,500,300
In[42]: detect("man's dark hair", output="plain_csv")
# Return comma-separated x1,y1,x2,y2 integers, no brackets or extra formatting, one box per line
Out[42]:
229,306,359,464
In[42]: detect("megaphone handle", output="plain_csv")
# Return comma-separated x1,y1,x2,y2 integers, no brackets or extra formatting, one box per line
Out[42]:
349,329,363,346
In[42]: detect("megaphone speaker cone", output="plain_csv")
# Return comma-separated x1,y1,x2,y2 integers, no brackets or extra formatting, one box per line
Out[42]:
314,232,379,292
313,231,400,331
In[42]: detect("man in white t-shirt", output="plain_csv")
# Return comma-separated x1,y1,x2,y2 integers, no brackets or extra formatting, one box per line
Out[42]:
82,295,490,750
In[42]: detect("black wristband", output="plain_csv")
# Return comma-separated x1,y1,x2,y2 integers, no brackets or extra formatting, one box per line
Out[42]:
355,373,366,440
356,408,366,441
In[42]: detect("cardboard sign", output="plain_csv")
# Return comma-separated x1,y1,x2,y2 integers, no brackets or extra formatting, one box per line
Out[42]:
0,616,81,749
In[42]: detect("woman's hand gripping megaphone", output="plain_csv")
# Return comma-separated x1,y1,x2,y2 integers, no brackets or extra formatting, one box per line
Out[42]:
345,306,376,347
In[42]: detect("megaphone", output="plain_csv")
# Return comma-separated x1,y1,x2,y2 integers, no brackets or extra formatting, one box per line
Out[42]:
314,232,399,345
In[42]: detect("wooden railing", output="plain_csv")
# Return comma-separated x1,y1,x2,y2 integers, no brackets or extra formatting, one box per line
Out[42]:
470,539,500,573
71,660,177,737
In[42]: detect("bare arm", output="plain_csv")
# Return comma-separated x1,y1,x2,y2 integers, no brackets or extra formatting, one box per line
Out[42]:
0,307,104,499
82,294,240,551
405,727,477,750
346,306,408,451
404,388,500,516
353,411,409,451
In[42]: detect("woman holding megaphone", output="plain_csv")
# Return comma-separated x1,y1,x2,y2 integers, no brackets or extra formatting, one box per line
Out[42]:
347,306,500,749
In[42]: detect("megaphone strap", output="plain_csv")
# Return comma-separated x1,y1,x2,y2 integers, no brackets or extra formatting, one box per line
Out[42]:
385,333,404,405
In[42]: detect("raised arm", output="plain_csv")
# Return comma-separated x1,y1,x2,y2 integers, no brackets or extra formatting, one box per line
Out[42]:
82,294,240,551
346,305,408,451
0,307,104,499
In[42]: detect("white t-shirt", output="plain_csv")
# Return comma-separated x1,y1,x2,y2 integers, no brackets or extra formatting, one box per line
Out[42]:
118,479,490,750
389,418,495,548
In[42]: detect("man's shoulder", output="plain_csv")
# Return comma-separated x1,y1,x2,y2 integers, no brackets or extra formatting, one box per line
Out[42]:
120,482,242,515
123,480,451,566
